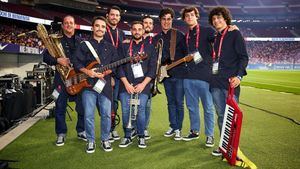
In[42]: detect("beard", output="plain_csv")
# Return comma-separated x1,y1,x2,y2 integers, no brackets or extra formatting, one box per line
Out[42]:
133,34,142,40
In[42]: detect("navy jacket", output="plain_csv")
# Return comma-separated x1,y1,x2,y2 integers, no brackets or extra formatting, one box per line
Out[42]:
118,39,157,96
73,38,120,101
185,25,215,82
43,34,81,87
153,29,188,79
210,29,249,96
104,25,125,50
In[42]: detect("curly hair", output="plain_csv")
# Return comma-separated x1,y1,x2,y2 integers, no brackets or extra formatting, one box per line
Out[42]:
159,7,175,20
208,7,232,26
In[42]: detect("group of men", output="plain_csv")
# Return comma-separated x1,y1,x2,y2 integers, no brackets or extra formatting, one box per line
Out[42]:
44,5,248,155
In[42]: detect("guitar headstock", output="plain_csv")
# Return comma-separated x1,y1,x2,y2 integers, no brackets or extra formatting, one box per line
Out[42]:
132,52,148,63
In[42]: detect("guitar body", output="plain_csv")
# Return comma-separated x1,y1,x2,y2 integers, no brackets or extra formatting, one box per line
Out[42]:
65,61,98,95
158,65,169,83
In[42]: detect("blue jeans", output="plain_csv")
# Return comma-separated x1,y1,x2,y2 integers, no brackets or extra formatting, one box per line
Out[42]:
82,90,111,142
55,86,84,136
183,79,214,136
211,88,239,134
163,78,184,130
120,92,148,138
145,94,152,130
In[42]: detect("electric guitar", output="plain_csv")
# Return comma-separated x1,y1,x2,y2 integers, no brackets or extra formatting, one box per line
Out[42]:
158,55,193,82
65,54,147,95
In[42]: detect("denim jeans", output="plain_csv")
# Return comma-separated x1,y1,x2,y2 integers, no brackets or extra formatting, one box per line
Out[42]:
210,88,239,134
145,94,152,130
55,86,84,136
82,90,111,142
163,78,184,130
120,92,148,138
183,79,214,136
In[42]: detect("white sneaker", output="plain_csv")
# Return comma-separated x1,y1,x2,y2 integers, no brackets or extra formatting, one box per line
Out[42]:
164,127,175,137
112,130,120,140
144,130,151,140
174,129,182,141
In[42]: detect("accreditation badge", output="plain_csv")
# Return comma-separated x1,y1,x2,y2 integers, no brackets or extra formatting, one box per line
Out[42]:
51,88,60,100
93,79,106,94
131,63,144,78
193,51,203,64
212,61,219,75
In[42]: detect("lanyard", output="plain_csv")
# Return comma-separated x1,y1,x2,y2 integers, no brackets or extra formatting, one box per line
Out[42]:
129,40,144,57
186,24,200,49
106,26,119,48
212,26,229,61
149,36,152,44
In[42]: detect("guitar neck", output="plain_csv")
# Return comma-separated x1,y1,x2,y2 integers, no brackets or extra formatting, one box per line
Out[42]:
166,57,186,71
97,57,132,73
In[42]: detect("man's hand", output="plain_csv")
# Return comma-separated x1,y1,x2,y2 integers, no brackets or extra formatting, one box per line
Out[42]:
125,83,135,94
57,58,70,67
87,68,104,79
229,77,241,88
134,82,146,93
228,25,239,32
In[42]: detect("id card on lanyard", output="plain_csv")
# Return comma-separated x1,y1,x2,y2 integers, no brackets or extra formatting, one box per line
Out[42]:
129,40,145,79
186,24,203,64
212,27,229,74
93,79,106,94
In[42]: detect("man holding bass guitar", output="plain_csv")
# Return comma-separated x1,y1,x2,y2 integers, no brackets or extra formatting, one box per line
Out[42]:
73,16,119,153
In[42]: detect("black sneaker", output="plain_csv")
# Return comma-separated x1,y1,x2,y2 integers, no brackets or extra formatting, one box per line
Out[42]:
205,136,214,148
144,130,151,140
86,142,95,153
212,149,222,157
182,130,199,141
138,137,147,149
119,138,132,148
112,130,121,140
77,132,87,142
164,128,175,137
55,135,65,146
102,140,113,152
174,129,182,141
109,132,115,143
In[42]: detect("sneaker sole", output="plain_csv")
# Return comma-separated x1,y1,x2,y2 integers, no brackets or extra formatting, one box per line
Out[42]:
182,137,199,141
211,152,222,157
109,139,115,143
174,137,182,141
119,142,132,148
103,148,113,152
164,133,175,137
138,145,147,149
78,137,87,142
86,150,95,153
145,136,151,140
113,137,121,140
205,143,214,148
56,143,64,146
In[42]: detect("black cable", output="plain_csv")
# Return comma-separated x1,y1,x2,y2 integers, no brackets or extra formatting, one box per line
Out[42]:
240,102,300,125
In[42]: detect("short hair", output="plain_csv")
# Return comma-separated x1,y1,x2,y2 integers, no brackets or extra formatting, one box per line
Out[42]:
92,16,107,26
208,7,232,26
107,5,121,14
63,15,75,23
181,6,200,20
131,21,144,28
159,7,175,20
142,15,153,22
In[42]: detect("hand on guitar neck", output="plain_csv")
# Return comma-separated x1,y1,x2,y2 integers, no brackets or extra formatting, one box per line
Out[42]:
80,67,112,79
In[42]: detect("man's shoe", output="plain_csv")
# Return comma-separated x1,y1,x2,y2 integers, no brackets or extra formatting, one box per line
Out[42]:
212,149,222,157
182,130,199,141
86,142,95,153
119,138,132,148
138,137,147,149
56,135,65,146
77,132,87,142
205,136,214,148
108,132,115,143
112,130,120,140
164,128,175,137
102,140,113,152
144,130,151,140
174,129,182,141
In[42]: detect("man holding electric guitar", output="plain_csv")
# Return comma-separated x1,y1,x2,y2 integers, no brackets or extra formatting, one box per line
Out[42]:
72,16,119,153
154,8,188,141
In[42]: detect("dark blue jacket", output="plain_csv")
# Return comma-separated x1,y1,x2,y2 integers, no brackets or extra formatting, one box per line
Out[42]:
117,39,157,96
153,29,188,79
185,25,215,82
73,38,120,101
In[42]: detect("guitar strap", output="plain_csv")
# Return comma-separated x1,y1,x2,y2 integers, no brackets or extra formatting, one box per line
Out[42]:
84,41,101,64
169,28,177,61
